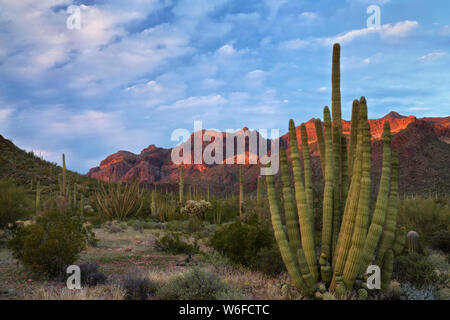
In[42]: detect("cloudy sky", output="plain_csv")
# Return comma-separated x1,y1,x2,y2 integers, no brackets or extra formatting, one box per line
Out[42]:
0,0,449,173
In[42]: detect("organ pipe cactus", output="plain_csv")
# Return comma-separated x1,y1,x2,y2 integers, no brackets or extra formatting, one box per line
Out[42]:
289,119,319,281
381,249,394,290
314,118,326,176
392,227,407,256
375,151,399,266
348,99,360,180
266,43,400,298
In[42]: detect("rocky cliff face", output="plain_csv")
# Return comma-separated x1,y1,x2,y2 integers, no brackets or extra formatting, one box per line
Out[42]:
87,113,450,196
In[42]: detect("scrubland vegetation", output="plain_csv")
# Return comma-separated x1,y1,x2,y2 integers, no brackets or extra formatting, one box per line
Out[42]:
0,43,448,300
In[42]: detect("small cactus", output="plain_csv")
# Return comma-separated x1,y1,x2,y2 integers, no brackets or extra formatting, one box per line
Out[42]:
406,230,421,253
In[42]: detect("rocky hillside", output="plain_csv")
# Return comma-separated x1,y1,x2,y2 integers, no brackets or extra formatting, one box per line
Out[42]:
87,112,450,197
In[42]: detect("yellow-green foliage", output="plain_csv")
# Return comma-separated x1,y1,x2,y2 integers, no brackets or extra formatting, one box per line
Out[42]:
397,196,449,240
95,180,144,221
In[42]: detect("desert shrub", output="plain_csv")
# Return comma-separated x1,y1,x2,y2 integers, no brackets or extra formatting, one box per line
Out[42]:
398,197,449,242
0,179,31,229
79,262,107,286
255,245,286,276
429,230,450,253
154,232,199,255
157,268,238,300
393,252,439,286
122,275,157,300
180,200,212,220
204,198,239,224
8,205,95,278
209,221,273,267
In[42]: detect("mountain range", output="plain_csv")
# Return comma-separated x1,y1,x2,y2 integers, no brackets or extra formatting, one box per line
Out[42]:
87,112,450,197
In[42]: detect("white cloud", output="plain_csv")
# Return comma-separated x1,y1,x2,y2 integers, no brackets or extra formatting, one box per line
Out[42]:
322,20,419,45
299,12,319,21
280,39,309,50
418,52,446,62
159,94,227,110
245,70,266,86
217,44,236,56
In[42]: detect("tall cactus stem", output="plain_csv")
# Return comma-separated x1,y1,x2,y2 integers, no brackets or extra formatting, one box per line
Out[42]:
280,147,302,258
266,170,312,295
342,118,371,290
321,107,334,264
375,151,399,265
314,118,326,177
330,100,365,290
289,119,318,281
348,99,360,180
359,121,392,274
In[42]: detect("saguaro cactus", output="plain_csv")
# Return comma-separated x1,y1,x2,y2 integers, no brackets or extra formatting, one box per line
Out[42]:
179,165,184,204
35,180,41,213
62,153,67,197
239,165,244,219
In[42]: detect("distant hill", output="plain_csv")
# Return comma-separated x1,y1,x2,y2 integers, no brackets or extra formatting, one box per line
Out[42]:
0,134,97,195
87,113,450,197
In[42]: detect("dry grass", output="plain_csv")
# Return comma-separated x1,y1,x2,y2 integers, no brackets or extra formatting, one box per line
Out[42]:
32,285,125,300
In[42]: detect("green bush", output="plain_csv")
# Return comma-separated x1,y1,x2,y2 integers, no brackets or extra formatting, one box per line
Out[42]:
398,197,449,242
255,245,286,276
209,221,273,267
429,230,450,253
122,275,157,300
154,232,199,255
8,205,95,278
0,179,31,229
393,252,439,286
157,267,240,300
